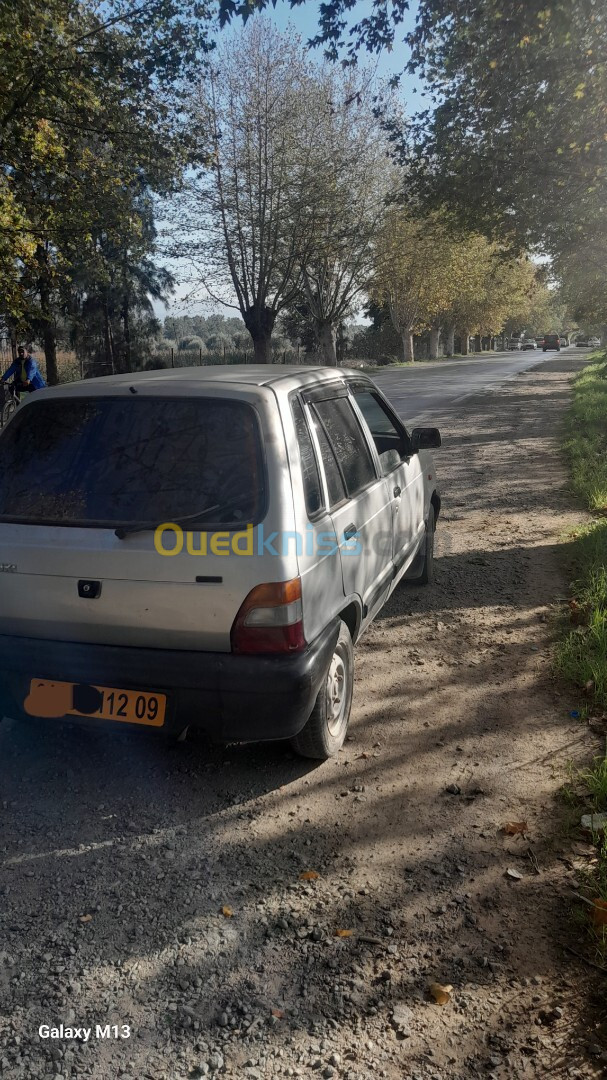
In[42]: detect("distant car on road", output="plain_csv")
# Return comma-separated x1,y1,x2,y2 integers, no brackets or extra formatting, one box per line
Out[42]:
506,339,522,350
559,336,568,347
535,335,545,348
543,334,561,352
588,337,601,348
576,339,589,348
522,340,537,350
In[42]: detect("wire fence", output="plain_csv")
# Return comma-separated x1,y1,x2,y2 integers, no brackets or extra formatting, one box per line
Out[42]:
0,342,391,385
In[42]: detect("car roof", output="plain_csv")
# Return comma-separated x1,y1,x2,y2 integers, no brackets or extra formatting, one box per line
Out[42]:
36,365,372,399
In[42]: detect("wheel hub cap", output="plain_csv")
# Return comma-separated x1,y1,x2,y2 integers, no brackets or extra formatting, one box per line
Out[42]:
326,653,346,736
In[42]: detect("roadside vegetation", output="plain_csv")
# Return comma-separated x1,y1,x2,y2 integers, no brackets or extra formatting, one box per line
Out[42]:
557,354,607,708
557,353,607,955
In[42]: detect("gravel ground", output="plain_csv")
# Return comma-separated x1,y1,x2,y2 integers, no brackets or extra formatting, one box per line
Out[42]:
1,352,605,1080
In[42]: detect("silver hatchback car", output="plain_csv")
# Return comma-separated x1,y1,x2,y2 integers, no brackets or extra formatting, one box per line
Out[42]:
0,366,441,759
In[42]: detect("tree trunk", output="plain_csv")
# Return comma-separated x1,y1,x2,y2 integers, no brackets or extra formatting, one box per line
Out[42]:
401,330,414,362
36,246,58,385
459,328,470,356
444,324,455,356
102,299,115,374
243,305,276,364
122,294,131,372
474,334,482,352
316,321,337,366
429,325,440,360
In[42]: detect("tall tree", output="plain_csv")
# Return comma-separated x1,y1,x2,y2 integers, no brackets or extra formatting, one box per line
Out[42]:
403,0,607,263
372,206,540,359
447,245,538,355
293,69,394,365
176,21,320,363
371,208,461,361
1,0,210,379
68,194,174,375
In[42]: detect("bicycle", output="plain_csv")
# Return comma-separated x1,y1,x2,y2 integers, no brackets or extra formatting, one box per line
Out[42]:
0,383,20,428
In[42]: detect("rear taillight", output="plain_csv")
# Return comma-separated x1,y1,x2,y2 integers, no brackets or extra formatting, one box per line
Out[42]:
230,577,306,654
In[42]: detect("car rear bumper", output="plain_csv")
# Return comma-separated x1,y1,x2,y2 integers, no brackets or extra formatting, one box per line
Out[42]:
0,622,340,742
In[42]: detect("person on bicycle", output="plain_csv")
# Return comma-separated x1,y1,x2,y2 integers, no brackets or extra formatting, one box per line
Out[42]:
1,346,46,393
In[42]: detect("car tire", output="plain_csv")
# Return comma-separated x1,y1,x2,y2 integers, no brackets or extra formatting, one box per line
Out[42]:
291,621,354,761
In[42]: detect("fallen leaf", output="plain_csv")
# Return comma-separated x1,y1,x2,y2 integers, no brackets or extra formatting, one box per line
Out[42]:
591,899,607,927
335,929,354,937
299,871,319,881
429,982,453,1005
271,1008,285,1019
79,914,93,923
503,821,528,835
506,867,523,880
221,905,233,917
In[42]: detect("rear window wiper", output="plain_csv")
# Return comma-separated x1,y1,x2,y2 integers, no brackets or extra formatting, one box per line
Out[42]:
114,504,221,540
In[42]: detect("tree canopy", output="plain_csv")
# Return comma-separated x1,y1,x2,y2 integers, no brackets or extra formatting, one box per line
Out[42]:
220,1,607,266
1,0,213,376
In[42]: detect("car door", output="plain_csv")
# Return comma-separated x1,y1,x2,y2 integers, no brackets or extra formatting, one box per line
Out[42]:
348,382,426,577
303,386,394,622
286,392,345,646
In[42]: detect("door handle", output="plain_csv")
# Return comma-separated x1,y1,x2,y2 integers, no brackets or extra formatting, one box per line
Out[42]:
343,523,358,540
393,486,401,497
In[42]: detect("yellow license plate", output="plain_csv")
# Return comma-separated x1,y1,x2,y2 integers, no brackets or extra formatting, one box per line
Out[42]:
26,679,166,727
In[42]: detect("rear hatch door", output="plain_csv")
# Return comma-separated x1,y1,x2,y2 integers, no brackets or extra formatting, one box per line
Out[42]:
0,387,273,651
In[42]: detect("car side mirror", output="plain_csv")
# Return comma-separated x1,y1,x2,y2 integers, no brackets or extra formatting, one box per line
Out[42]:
411,427,441,453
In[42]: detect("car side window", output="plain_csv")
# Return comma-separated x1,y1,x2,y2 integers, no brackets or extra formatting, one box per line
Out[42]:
290,396,324,517
310,411,347,507
351,389,411,474
312,397,377,500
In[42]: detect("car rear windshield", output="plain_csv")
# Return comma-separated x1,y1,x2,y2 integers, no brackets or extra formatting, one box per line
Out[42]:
0,396,266,528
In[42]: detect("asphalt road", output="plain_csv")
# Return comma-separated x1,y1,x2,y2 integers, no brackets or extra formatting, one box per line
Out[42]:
373,347,574,425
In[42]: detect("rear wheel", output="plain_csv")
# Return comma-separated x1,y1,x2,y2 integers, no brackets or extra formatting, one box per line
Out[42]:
291,622,354,760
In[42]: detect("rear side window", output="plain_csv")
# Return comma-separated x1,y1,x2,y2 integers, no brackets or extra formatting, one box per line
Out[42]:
290,396,323,516
0,397,265,528
313,397,376,500
312,415,346,507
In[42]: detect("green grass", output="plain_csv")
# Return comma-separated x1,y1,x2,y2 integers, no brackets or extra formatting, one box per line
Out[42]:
556,354,607,709
564,353,607,512
578,755,607,811
554,520,607,707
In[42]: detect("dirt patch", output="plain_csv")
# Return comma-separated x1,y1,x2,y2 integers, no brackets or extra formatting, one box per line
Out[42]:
0,352,604,1080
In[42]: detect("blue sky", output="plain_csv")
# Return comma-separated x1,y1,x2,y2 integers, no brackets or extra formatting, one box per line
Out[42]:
159,1,423,320
265,0,422,98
